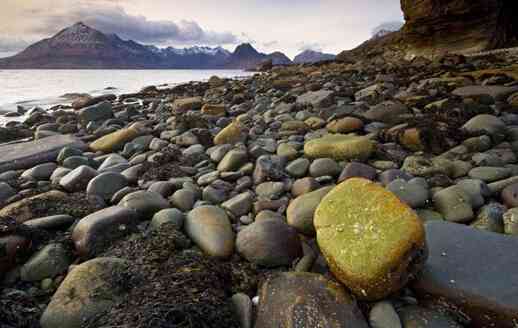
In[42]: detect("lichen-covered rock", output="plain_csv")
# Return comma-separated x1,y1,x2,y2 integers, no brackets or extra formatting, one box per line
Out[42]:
172,96,202,112
40,257,130,328
214,121,246,145
89,127,140,153
314,178,427,300
304,134,375,161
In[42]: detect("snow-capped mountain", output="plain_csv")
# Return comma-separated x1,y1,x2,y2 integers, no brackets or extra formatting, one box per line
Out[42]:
0,22,289,69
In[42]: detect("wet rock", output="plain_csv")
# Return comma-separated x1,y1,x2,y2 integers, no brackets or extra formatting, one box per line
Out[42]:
397,305,462,328
338,162,377,182
78,101,113,125
255,272,368,328
304,134,375,161
172,96,202,112
0,235,30,276
503,208,518,235
387,178,429,209
221,191,253,218
20,243,72,282
170,189,196,212
214,121,246,145
40,257,131,328
309,158,341,177
327,117,364,133
89,127,140,153
432,185,474,223
118,191,169,219
231,293,253,328
0,182,15,205
21,162,57,181
217,148,248,172
462,114,506,139
59,165,98,192
86,172,128,201
0,134,87,174
236,219,302,267
412,221,518,328
502,183,518,208
285,158,310,178
296,90,335,108
72,206,139,258
185,205,235,258
0,190,67,223
23,214,75,230
291,177,320,197
468,166,512,182
287,186,334,235
314,178,427,300
150,208,184,231
471,203,506,233
369,301,402,328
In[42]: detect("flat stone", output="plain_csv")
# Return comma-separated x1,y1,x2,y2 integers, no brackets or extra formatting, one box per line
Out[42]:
184,206,235,258
40,257,130,328
236,219,302,267
172,96,202,112
296,90,335,108
78,101,113,125
304,134,375,161
412,221,518,328
314,178,427,301
468,166,512,182
255,272,368,328
72,206,139,258
23,215,75,230
453,85,518,101
0,134,86,174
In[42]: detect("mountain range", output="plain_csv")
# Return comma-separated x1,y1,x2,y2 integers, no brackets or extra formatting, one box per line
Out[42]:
293,50,336,64
0,22,337,69
0,22,295,69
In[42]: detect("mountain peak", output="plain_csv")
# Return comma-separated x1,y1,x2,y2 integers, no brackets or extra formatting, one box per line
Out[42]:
293,49,336,64
233,43,260,56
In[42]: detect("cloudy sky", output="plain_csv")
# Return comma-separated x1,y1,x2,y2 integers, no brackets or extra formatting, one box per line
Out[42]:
0,0,404,58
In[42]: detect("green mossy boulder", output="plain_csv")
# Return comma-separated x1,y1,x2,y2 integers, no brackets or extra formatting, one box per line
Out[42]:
314,178,427,301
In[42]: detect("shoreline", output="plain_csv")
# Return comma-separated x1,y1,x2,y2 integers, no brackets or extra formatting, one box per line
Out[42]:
2,53,518,327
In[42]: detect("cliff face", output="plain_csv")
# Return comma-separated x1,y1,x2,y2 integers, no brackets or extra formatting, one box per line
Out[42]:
400,0,518,56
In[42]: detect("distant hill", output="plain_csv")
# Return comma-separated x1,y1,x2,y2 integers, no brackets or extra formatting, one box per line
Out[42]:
293,50,336,64
0,22,291,69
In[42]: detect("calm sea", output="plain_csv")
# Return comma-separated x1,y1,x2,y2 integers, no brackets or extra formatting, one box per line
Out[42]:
0,69,254,113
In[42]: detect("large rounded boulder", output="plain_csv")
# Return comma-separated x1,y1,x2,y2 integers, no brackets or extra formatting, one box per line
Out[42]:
314,178,427,300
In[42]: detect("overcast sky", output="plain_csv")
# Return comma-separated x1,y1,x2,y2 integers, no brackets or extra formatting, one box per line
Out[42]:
0,0,404,58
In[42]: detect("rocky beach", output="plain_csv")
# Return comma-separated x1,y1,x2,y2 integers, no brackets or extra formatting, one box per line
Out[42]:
1,48,518,327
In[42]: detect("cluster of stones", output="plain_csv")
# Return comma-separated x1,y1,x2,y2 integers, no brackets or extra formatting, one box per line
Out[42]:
1,53,518,327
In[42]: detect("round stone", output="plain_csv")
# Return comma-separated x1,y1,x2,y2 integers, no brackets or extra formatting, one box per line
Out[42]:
86,172,128,201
